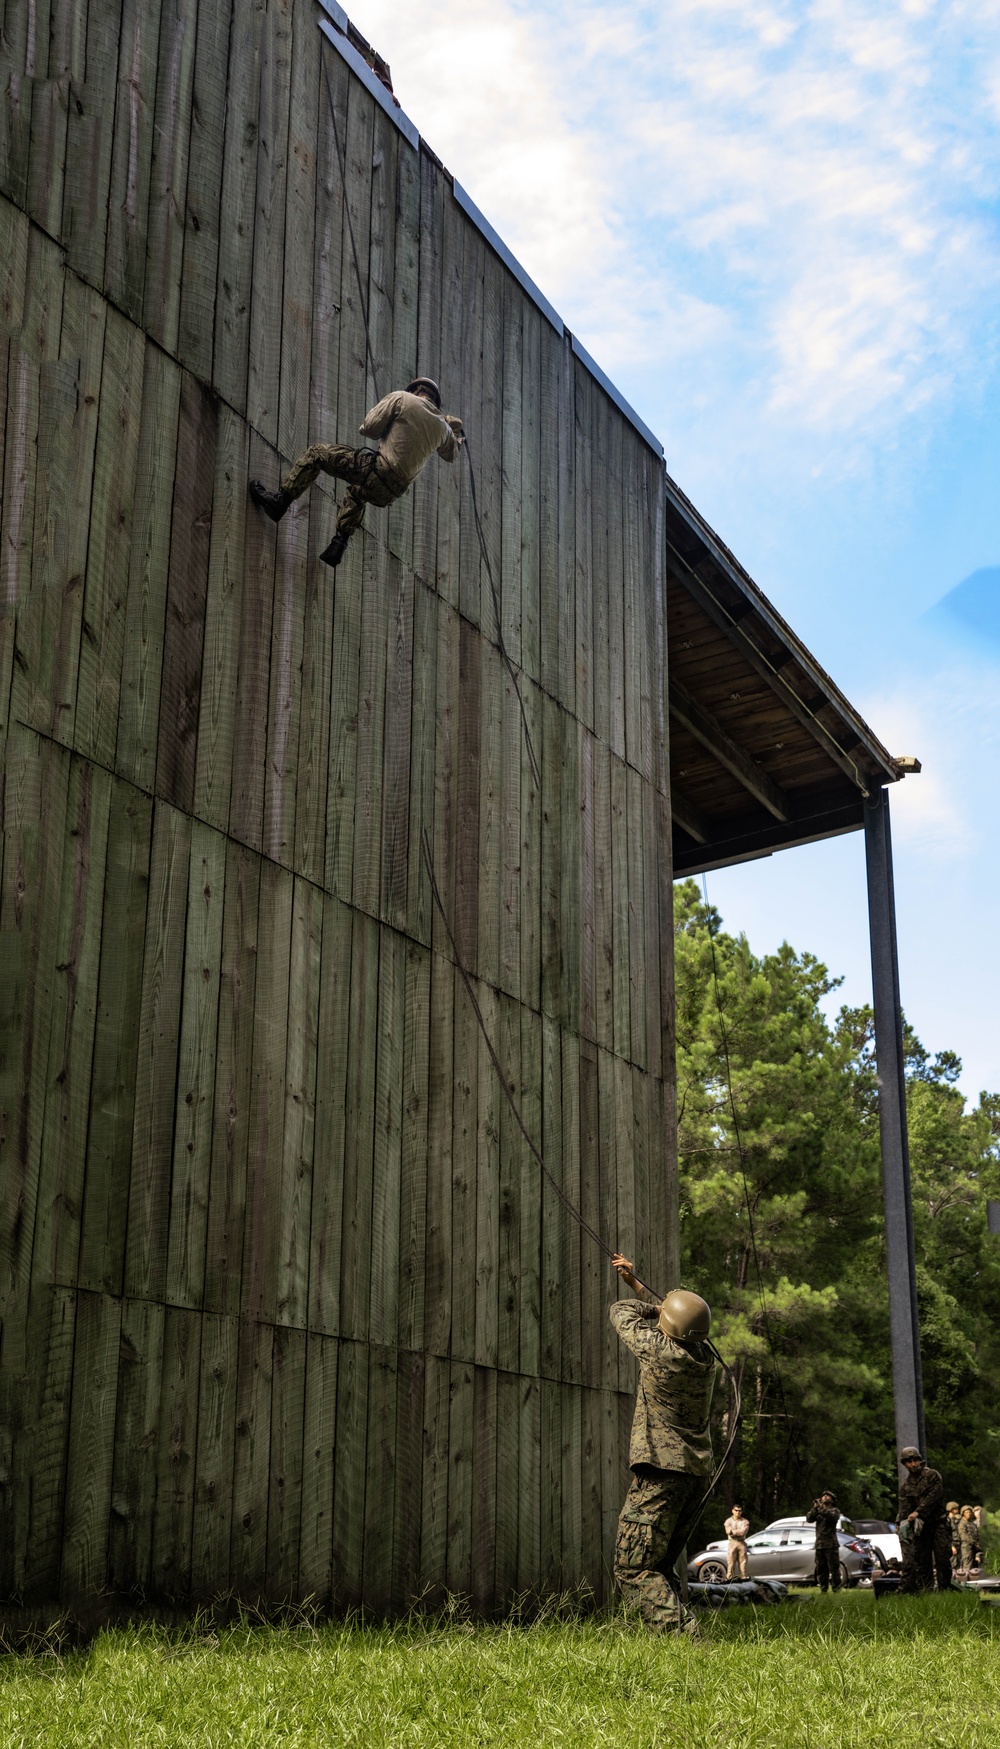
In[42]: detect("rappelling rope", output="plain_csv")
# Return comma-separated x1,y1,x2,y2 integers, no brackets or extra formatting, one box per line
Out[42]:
421,825,741,1506
462,443,542,791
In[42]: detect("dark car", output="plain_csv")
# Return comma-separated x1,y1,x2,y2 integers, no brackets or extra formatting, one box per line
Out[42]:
688,1519,874,1587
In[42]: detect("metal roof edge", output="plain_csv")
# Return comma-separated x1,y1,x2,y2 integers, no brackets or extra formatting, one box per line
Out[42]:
318,12,420,152
569,333,664,458
451,182,564,336
663,471,901,784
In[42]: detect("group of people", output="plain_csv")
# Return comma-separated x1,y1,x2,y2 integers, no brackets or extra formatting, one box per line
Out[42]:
723,1451,986,1596
605,1254,990,1634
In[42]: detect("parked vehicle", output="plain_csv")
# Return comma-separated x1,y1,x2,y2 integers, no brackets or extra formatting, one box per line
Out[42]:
688,1519,874,1587
851,1518,902,1568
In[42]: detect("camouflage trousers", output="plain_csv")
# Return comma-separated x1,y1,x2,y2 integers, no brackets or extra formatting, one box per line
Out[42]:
814,1544,841,1591
280,445,409,538
899,1519,952,1593
614,1466,704,1634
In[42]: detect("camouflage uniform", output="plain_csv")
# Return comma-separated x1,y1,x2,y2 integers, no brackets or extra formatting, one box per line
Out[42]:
957,1516,981,1571
279,390,462,542
947,1510,962,1565
609,1298,717,1634
806,1501,842,1591
896,1461,947,1593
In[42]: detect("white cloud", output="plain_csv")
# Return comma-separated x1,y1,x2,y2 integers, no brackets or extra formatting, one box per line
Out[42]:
351,0,1000,455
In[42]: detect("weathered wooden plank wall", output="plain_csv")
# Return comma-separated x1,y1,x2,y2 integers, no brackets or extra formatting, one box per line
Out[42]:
0,0,676,1614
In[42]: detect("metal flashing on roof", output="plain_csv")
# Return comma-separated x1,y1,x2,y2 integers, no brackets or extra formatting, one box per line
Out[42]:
570,334,664,458
451,182,564,336
318,15,420,152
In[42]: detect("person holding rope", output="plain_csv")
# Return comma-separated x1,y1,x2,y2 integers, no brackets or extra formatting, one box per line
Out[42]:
249,378,465,567
610,1254,718,1635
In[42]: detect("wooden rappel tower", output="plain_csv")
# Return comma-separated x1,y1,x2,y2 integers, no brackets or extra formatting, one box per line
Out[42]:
0,0,919,1621
0,0,677,1615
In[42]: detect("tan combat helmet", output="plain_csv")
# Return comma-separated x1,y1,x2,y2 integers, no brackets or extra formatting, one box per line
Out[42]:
658,1288,711,1341
947,1501,960,1513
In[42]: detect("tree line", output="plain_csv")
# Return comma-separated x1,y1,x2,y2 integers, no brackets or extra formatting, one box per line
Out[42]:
674,880,1000,1542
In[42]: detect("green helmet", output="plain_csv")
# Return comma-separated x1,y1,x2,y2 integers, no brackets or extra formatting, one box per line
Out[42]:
657,1289,711,1341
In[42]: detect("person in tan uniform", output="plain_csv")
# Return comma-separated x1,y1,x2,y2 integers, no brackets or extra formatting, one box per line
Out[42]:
249,378,464,567
610,1253,718,1635
724,1505,750,1580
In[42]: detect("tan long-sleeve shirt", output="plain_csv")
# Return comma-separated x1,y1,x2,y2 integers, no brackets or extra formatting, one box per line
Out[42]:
359,390,461,484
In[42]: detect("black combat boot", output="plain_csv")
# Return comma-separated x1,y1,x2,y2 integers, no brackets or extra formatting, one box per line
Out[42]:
249,479,292,522
320,530,350,568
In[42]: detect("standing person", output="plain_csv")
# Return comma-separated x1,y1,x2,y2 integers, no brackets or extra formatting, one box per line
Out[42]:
896,1445,952,1593
957,1506,982,1574
946,1501,962,1566
724,1505,750,1581
609,1254,718,1635
806,1492,842,1592
249,378,465,567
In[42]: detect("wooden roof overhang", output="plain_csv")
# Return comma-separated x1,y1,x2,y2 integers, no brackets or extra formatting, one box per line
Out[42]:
665,476,908,877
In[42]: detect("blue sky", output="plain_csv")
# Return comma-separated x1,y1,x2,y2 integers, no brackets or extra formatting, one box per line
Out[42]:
354,0,1000,1102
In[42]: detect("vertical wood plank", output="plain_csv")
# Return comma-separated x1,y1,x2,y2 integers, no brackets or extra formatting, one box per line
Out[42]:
204,841,260,1317
450,963,477,1366
33,758,112,1290
176,0,232,378
380,548,413,930
191,1310,238,1600
155,372,217,816
298,1330,337,1605
20,1286,76,1600
398,938,429,1353
267,1322,305,1600
277,0,318,462
194,405,249,835
242,856,293,1323
105,0,164,322
125,800,191,1301
445,1359,474,1599
230,1317,272,1600
231,435,278,856
142,0,198,354
392,1349,424,1604
75,308,145,769
247,0,292,447
117,342,182,794
108,1297,165,1597
77,779,153,1296
330,1334,366,1608
214,0,265,413
260,490,305,865
276,875,322,1329
362,1343,396,1611
422,944,454,1359
418,1351,449,1601
152,1303,202,1601
338,908,379,1342
308,890,352,1334
351,536,389,917
60,1290,122,1599
165,819,226,1309
62,0,120,291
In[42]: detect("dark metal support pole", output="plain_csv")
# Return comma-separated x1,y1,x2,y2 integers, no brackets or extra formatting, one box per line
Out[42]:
864,787,925,1456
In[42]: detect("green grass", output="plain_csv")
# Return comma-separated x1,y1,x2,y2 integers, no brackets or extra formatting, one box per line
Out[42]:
2,1590,999,1748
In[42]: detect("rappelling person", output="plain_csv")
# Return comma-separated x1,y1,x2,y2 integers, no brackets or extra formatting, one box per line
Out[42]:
610,1253,718,1635
896,1444,954,1592
248,378,465,567
806,1490,842,1592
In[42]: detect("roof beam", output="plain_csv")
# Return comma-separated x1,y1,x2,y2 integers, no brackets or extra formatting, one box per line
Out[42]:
669,677,792,823
670,785,711,845
672,798,865,876
666,539,876,796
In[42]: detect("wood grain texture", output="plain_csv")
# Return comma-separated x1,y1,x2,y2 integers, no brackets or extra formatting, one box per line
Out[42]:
1,17,682,1615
